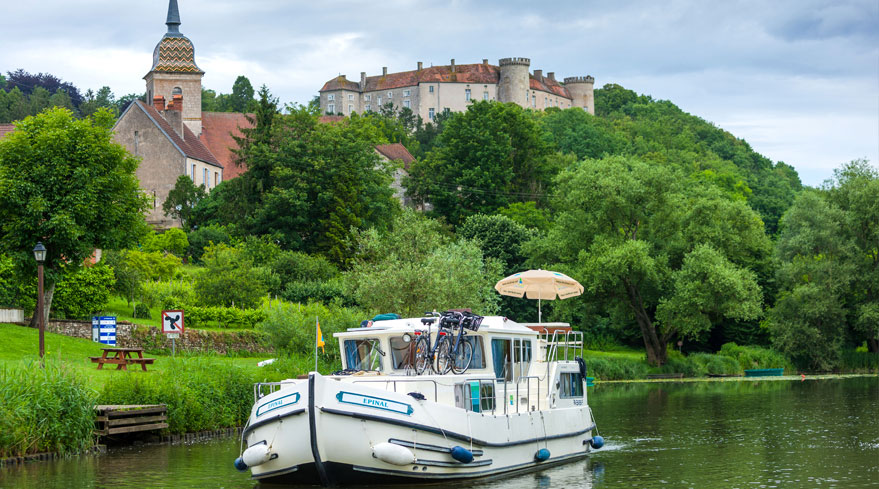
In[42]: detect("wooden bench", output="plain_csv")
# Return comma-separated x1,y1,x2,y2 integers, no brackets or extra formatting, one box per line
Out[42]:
90,348,155,371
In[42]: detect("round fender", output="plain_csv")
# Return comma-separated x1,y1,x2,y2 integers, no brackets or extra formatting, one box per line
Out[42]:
535,448,551,461
242,443,272,467
590,435,604,449
450,446,474,464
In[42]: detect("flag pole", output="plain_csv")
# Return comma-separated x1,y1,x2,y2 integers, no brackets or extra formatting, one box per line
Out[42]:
315,316,319,373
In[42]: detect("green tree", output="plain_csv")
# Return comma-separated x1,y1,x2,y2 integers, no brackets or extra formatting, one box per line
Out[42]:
769,191,854,370
162,174,207,229
194,243,268,308
538,107,628,160
406,101,553,226
347,211,500,317
531,156,768,365
229,75,255,113
823,160,879,351
0,107,149,324
52,264,116,319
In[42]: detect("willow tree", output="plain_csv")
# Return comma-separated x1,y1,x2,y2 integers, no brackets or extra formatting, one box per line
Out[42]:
0,107,148,323
530,155,768,365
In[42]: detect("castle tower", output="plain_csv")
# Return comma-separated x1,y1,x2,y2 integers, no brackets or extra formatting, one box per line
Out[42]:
144,0,204,136
497,57,531,108
563,76,595,115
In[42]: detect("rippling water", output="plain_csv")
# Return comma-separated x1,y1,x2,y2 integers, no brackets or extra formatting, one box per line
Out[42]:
2,376,876,488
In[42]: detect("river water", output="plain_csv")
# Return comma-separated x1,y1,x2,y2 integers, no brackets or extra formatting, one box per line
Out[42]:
1,376,876,488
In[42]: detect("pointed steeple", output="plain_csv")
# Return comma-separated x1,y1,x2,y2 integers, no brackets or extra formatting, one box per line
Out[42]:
166,0,182,36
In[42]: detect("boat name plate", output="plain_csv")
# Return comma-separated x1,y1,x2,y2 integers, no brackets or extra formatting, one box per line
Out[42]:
256,392,300,417
336,391,414,415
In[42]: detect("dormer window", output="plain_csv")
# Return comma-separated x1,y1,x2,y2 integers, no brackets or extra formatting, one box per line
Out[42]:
328,94,335,101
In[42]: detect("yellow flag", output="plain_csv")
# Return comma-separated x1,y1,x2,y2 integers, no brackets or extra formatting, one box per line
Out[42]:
316,318,325,352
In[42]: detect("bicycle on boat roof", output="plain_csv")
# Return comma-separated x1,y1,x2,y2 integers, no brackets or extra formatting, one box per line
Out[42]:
413,310,483,375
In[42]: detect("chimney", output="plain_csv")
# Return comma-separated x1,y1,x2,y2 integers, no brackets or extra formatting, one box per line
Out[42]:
450,59,456,72
547,72,555,81
164,94,185,138
483,59,488,65
360,71,366,88
152,95,166,112
382,66,387,76
417,61,423,71
534,70,543,81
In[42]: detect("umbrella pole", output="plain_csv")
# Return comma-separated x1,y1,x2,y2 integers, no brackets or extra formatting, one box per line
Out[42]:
538,298,541,324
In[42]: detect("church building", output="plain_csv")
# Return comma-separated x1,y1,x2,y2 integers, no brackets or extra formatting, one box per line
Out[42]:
113,0,249,228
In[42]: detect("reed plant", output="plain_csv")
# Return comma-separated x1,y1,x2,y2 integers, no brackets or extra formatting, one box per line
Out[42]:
0,360,96,457
718,342,789,370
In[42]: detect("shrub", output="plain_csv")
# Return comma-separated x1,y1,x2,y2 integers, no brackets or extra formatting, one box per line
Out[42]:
585,356,649,380
273,251,339,284
133,303,152,319
688,352,741,375
259,301,365,363
281,279,357,307
0,361,96,457
0,253,19,308
839,350,879,373
185,306,267,329
719,342,788,370
194,244,268,309
140,279,196,310
53,264,116,319
124,250,182,281
98,357,255,433
187,224,233,263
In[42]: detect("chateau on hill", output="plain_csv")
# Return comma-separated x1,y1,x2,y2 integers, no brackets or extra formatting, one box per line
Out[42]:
319,58,595,121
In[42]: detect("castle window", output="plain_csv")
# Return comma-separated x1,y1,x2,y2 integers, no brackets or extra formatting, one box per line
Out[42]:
483,91,489,101
429,86,434,93
465,89,471,101
203,168,208,187
544,97,548,106
327,103,335,113
403,100,410,108
365,104,371,111
348,94,354,101
365,94,371,101
328,94,334,101
403,89,410,97
215,172,219,187
348,104,354,113
532,95,536,107
387,91,393,98
377,96,382,105
428,108,435,120
172,86,182,95
191,164,196,181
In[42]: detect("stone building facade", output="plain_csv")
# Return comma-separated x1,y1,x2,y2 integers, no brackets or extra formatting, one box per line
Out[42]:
319,57,594,120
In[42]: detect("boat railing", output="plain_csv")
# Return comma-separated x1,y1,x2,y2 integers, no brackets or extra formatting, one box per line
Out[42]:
542,329,584,363
464,377,502,415
253,381,295,402
350,378,440,402
515,375,543,414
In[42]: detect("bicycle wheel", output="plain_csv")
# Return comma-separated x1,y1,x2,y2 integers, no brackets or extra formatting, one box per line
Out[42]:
450,339,474,374
414,336,431,375
434,336,452,374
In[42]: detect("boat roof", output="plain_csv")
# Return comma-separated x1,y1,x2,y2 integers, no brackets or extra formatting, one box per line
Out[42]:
333,315,540,338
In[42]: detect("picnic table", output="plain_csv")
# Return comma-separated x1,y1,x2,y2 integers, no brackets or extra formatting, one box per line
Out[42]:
90,347,155,371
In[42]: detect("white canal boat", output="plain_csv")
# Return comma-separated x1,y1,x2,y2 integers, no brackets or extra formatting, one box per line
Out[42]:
235,312,604,485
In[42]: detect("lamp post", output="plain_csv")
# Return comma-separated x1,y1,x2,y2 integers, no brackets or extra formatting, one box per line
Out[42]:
33,242,46,359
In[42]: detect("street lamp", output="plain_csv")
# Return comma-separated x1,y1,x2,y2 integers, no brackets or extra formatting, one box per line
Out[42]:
33,242,46,359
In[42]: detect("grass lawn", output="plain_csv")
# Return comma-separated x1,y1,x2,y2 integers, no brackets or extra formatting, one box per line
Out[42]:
0,323,271,387
101,296,162,327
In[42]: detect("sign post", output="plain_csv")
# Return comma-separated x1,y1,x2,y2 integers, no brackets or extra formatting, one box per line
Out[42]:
161,310,185,356
92,316,117,346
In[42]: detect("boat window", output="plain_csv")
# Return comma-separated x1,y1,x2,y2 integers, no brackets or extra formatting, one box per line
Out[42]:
455,381,495,412
513,339,532,380
490,338,513,381
344,339,384,371
390,337,415,370
465,336,486,369
559,372,584,398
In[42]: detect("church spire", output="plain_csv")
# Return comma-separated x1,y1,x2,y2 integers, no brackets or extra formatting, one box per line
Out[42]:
166,0,181,35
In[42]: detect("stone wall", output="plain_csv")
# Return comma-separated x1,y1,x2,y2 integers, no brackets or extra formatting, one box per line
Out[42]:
34,319,270,355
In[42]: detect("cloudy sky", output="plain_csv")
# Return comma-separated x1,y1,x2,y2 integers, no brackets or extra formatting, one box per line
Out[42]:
2,0,876,186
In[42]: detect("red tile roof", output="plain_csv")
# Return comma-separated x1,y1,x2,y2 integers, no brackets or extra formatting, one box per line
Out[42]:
135,100,222,167
320,76,360,92
321,63,501,93
375,143,416,170
200,112,252,179
530,76,572,98
0,123,15,139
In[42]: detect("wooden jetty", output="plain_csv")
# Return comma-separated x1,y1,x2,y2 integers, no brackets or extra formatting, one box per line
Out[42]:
94,405,168,436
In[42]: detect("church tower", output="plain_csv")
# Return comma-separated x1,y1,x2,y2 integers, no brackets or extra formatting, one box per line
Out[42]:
144,0,204,136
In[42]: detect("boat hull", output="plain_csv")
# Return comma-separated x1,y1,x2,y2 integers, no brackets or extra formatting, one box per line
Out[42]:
243,373,598,486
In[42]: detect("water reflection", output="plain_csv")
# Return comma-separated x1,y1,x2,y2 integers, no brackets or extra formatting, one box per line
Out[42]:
1,377,875,488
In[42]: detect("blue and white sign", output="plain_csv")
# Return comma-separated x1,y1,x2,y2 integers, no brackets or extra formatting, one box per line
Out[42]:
336,391,414,415
256,392,300,417
91,316,116,346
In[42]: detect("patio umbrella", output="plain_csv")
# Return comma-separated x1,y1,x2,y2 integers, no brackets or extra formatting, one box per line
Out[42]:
494,269,584,323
